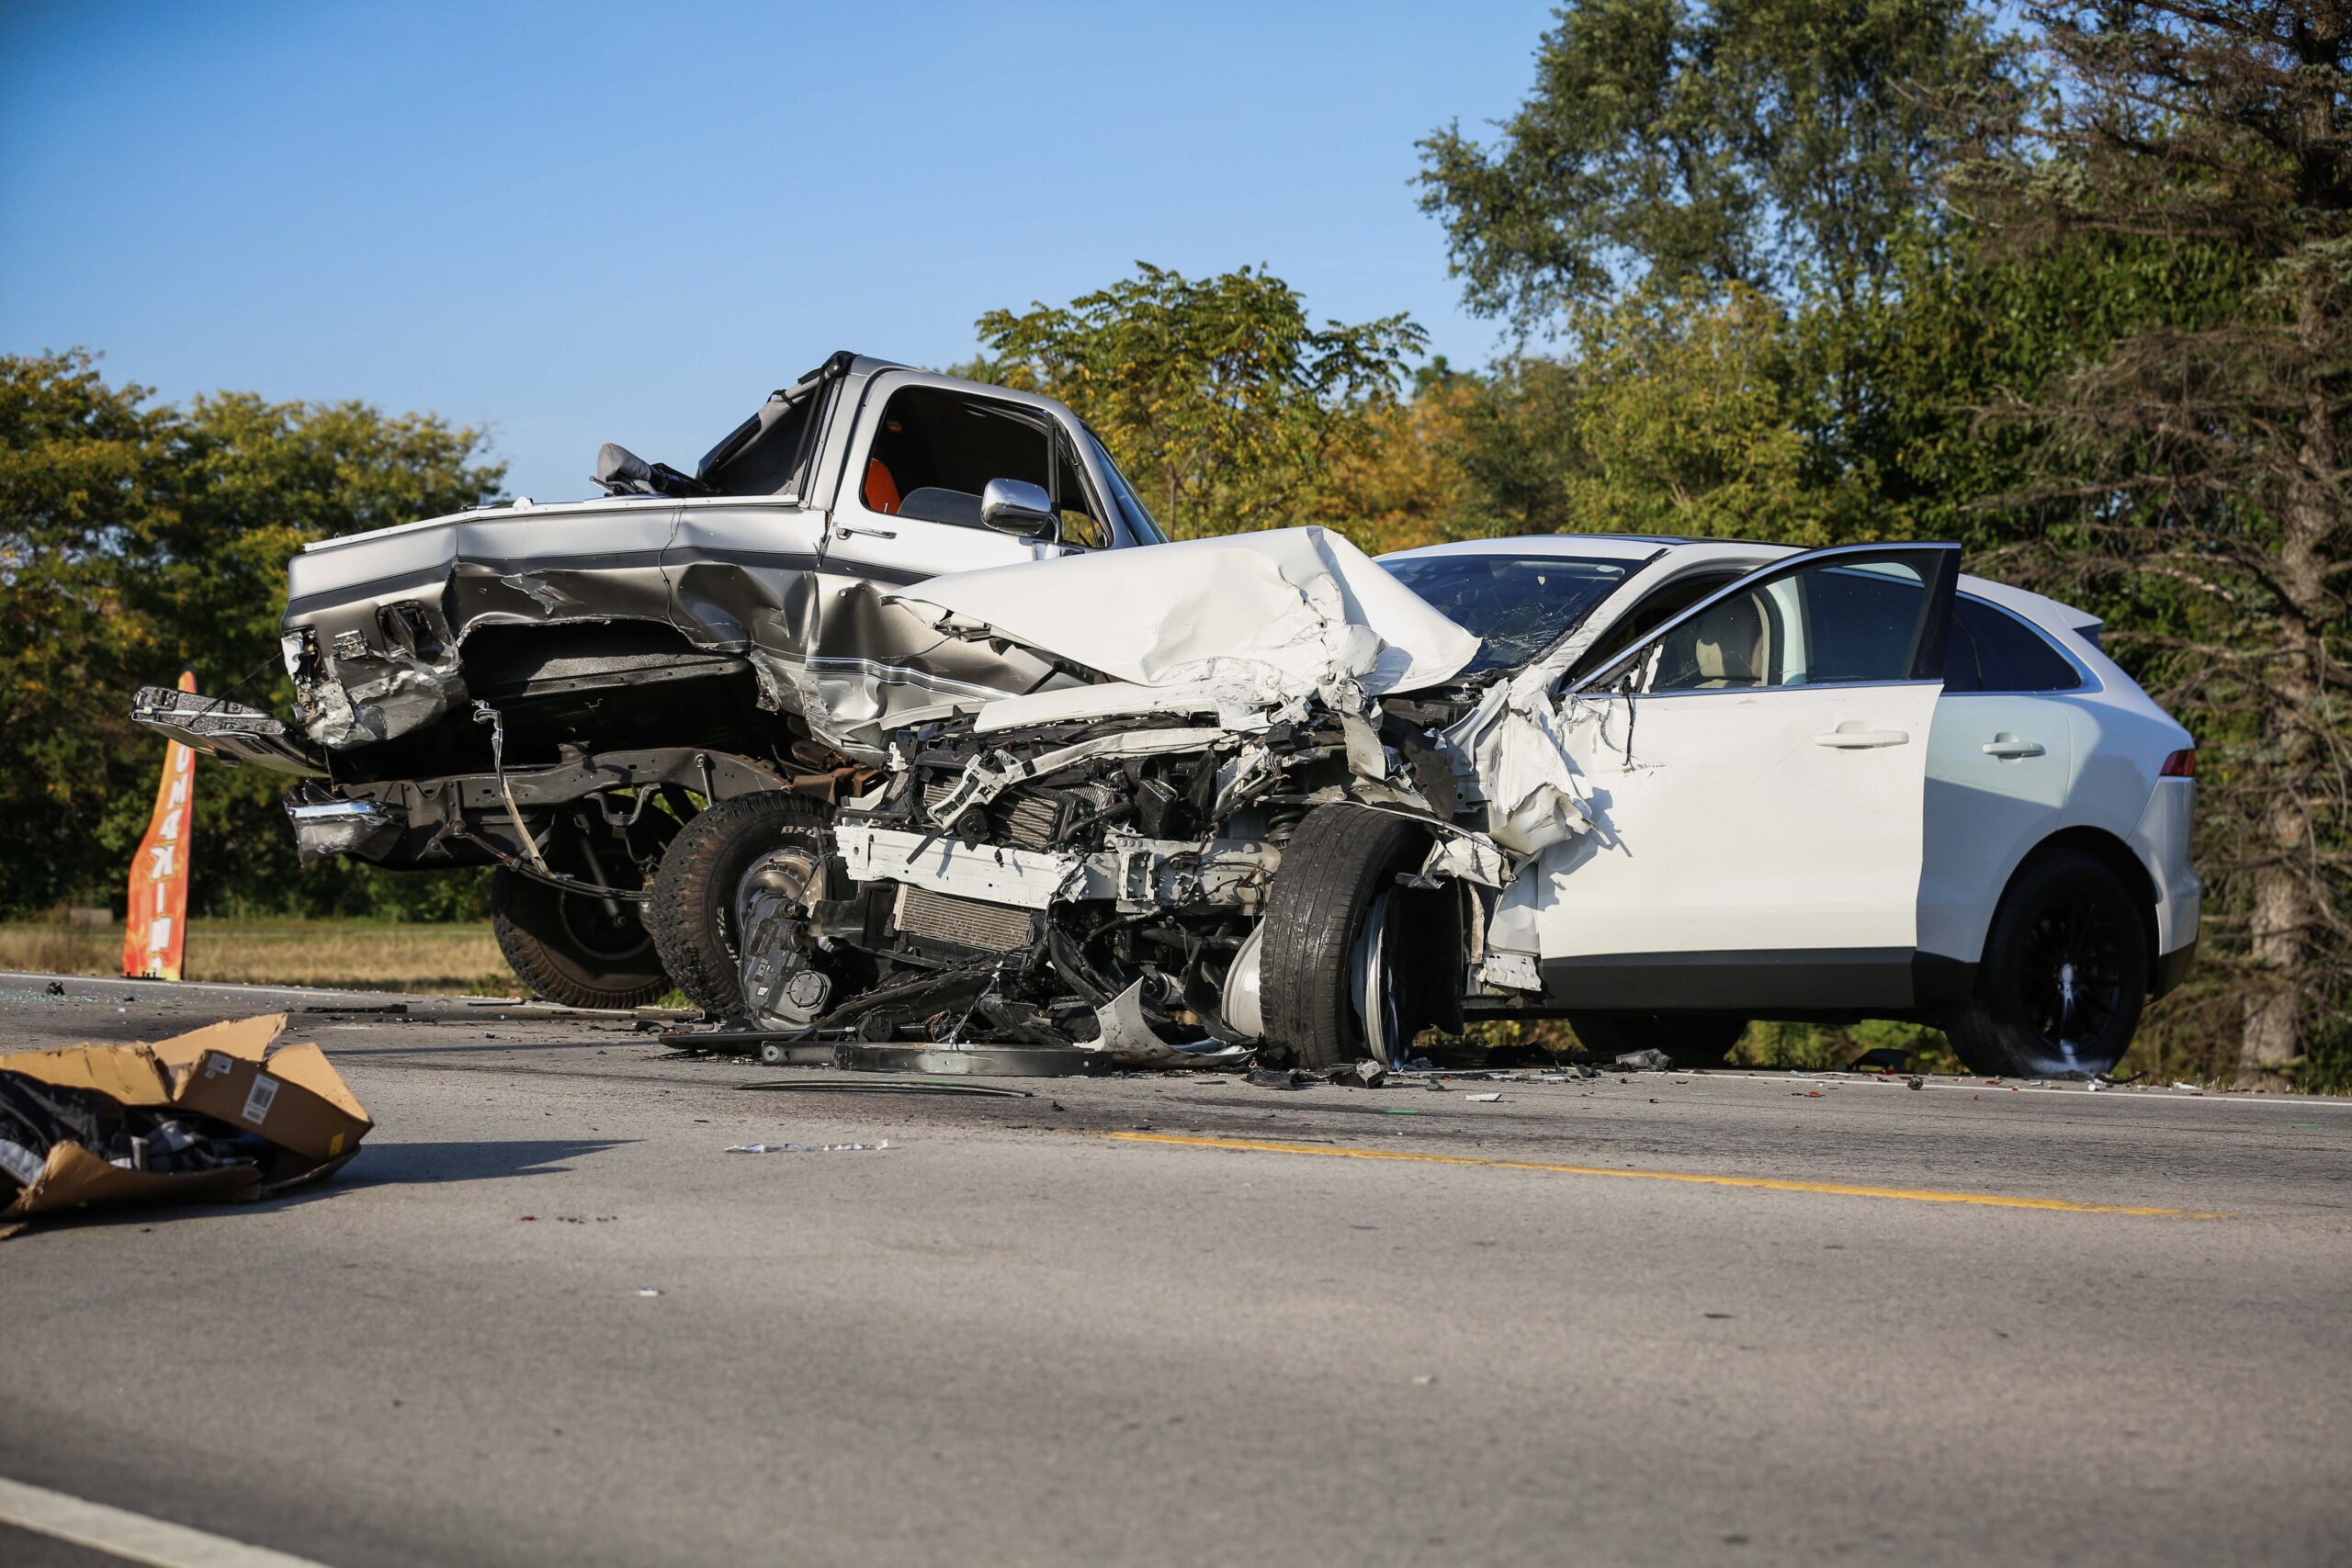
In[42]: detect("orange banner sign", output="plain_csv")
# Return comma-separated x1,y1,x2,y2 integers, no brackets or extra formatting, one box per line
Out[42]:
124,667,198,981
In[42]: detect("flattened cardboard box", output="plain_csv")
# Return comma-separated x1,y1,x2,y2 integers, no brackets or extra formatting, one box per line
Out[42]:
0,1013,373,1227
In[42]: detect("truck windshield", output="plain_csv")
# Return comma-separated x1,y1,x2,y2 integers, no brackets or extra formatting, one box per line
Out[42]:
1383,553,1633,675
1087,434,1169,545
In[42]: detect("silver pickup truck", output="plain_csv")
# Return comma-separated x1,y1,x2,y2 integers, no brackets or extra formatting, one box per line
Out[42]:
131,353,1166,1010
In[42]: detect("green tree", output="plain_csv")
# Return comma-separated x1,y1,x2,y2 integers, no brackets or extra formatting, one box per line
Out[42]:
1417,1,2017,546
0,351,175,914
973,263,1426,539
0,350,505,920
1418,0,2012,325
1461,282,1882,542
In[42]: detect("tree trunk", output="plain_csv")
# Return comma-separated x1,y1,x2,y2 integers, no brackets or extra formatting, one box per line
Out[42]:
2236,15,2344,1089
2237,327,2336,1089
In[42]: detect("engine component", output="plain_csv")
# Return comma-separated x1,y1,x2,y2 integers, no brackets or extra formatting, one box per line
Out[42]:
892,886,1036,953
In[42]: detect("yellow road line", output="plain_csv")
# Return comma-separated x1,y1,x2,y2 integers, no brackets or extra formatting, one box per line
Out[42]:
1104,1133,2227,1218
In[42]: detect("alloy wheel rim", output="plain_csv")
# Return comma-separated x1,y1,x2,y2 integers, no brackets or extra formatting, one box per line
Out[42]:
2019,894,2126,1069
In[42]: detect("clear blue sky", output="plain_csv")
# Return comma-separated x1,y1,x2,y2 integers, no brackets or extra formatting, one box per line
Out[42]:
1,1,1555,503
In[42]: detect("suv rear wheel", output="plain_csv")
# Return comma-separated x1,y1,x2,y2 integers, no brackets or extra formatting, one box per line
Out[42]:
647,791,832,1017
1945,850,2148,1078
491,867,670,1010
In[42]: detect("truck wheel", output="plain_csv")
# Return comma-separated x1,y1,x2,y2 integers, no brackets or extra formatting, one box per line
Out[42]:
1945,850,2147,1078
491,867,670,1010
1260,804,1431,1069
1568,1013,1747,1070
647,791,831,1017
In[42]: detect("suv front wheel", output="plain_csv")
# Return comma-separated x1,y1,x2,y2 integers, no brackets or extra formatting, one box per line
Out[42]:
646,791,832,1017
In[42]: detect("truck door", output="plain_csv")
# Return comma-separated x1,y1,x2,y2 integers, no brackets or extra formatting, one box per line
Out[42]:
1531,543,1959,1011
820,376,1108,584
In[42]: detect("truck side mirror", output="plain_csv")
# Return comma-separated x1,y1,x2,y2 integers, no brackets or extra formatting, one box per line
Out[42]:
979,479,1060,542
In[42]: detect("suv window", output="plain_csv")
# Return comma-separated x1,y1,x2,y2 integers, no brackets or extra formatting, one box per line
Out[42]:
1647,555,1937,692
1944,597,2082,693
1568,568,1743,682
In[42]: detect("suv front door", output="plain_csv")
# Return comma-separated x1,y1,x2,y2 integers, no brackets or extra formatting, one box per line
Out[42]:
1531,543,1960,1011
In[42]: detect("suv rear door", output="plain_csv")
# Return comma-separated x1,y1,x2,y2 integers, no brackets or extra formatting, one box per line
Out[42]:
1532,543,1960,1010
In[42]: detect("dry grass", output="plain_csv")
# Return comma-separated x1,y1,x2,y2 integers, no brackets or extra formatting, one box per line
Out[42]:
0,920,516,995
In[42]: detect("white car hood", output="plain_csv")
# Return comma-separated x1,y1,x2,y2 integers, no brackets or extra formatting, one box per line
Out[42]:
892,527,1481,709
888,527,1589,864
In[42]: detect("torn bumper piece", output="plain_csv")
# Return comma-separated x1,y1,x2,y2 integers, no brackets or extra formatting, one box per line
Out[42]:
0,1014,374,1232
130,685,328,777
287,797,403,864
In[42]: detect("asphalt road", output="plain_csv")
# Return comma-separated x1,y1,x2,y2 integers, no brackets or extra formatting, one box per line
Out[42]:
2,973,2347,1568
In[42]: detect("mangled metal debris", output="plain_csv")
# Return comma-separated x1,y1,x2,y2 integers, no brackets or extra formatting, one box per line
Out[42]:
710,526,1572,1069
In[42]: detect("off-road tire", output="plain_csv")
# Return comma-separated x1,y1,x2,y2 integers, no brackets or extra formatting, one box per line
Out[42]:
1945,850,2147,1078
647,791,831,1017
491,868,670,1010
1260,805,1430,1069
1567,1012,1748,1070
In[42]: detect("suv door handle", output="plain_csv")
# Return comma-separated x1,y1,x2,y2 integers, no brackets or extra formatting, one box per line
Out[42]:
1981,737,2046,759
837,524,896,541
1813,727,1909,749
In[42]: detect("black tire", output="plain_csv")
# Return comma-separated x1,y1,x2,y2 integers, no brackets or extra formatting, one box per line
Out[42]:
1260,805,1430,1068
491,867,670,1010
1945,850,2148,1078
1568,1012,1747,1069
646,791,831,1016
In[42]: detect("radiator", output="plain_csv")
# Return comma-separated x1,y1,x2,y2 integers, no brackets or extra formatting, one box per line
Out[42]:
891,885,1036,953
922,782,1063,851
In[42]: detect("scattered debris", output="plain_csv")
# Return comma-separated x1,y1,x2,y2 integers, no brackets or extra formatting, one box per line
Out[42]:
1907,1076,1926,1090
637,1287,662,1297
1611,1049,1675,1072
724,1140,891,1154
0,1013,373,1233
44,981,65,998
1325,1061,1388,1088
1249,1066,1315,1089
1464,1091,1503,1103
299,1002,408,1015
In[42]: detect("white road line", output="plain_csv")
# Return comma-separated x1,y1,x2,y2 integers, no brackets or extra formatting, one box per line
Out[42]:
0,1475,335,1568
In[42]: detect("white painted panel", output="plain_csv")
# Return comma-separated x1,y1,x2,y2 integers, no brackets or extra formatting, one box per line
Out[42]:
1917,694,2075,960
1532,682,1940,959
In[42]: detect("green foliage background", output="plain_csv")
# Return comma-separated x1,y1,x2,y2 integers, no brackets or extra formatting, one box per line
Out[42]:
0,349,505,922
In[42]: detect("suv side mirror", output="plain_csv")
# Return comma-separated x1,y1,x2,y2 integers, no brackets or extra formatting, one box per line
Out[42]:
979,479,1060,542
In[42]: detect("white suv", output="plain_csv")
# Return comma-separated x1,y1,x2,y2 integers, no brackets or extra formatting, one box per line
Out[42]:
1379,536,2200,1077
